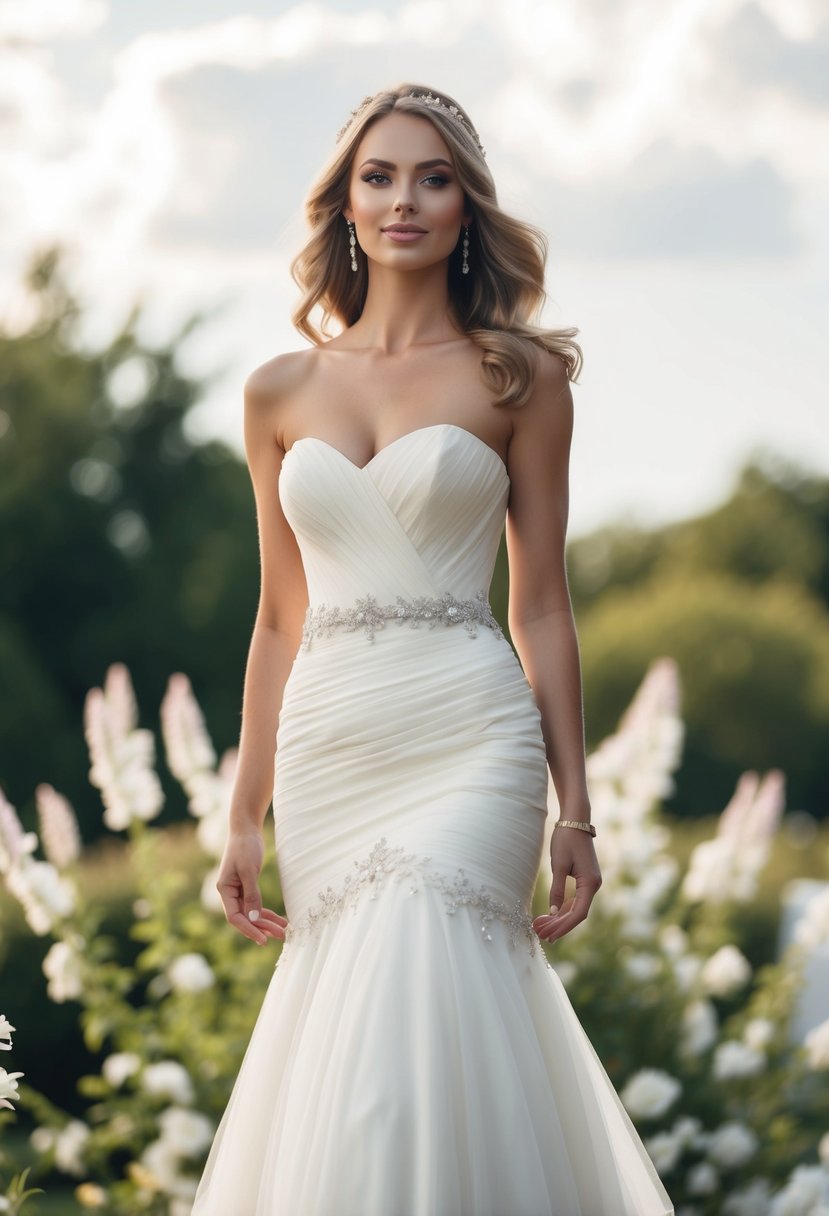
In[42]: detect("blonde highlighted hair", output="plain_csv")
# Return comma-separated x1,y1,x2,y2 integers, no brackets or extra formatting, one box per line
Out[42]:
290,83,583,407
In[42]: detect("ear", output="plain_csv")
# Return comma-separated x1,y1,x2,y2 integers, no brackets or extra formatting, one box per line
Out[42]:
342,205,354,223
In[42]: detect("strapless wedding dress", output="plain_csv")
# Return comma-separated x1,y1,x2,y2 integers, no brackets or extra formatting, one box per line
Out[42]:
192,423,674,1216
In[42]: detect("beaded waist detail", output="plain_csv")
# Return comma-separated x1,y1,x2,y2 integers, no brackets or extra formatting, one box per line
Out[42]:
300,590,503,650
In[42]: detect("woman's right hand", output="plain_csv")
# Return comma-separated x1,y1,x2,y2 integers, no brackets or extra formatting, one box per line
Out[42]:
216,828,289,945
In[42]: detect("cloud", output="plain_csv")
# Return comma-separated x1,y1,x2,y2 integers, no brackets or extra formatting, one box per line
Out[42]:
714,4,829,107
532,140,801,259
0,0,106,42
0,0,826,344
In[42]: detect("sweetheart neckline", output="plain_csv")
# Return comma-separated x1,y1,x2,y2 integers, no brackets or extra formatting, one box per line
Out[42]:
283,423,510,482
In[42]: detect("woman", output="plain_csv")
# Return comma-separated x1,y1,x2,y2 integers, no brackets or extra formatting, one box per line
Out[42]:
193,84,674,1215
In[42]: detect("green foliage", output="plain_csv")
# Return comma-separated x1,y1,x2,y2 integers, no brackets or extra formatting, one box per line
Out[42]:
0,250,259,840
578,573,829,816
566,452,829,818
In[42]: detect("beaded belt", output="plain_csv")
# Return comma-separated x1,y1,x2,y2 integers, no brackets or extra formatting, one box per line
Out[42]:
300,591,504,650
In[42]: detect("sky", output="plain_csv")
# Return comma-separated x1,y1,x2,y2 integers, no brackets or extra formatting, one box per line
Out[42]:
1,0,827,537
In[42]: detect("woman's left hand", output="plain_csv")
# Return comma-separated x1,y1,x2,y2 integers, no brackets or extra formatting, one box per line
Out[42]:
532,827,602,943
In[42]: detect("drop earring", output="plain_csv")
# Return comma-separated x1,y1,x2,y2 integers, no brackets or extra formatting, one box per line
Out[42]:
347,219,358,272
461,224,470,275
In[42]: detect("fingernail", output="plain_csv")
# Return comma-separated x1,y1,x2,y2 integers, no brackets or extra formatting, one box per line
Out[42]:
248,909,260,922
549,905,559,916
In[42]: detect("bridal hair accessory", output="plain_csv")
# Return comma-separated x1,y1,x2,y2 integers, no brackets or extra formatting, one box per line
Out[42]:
554,819,597,838
336,91,487,159
346,218,358,271
461,225,470,274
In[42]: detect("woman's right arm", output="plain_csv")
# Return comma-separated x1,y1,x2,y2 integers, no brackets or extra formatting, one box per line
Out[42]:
216,358,309,944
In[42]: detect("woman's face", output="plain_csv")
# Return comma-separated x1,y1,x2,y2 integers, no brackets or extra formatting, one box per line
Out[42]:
344,111,470,273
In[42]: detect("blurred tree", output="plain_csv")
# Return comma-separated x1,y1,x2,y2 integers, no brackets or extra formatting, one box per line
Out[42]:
565,453,829,818
578,572,829,818
567,454,829,617
0,249,259,839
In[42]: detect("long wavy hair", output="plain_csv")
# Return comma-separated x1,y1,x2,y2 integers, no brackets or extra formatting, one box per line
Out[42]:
290,83,583,407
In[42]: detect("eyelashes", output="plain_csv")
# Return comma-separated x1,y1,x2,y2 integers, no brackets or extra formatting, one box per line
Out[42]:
360,172,451,187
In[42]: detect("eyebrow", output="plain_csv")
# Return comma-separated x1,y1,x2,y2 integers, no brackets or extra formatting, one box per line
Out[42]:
358,158,454,171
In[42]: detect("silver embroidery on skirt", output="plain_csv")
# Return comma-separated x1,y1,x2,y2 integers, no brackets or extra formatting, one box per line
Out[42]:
282,836,544,959
301,591,504,649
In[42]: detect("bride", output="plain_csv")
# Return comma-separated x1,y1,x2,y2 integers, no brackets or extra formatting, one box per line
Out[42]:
193,83,674,1215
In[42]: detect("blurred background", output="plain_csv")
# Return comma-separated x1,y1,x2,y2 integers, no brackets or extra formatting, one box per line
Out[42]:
2,5,829,1211
1,0,828,838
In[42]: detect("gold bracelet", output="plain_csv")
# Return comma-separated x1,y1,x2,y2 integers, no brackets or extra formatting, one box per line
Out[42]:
554,819,597,838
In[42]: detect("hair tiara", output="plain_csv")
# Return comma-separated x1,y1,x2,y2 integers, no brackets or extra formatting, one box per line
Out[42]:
336,91,486,159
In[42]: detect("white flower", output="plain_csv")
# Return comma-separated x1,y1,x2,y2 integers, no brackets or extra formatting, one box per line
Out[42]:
624,952,660,981
770,1164,829,1215
700,944,752,997
673,1116,704,1149
43,939,84,1003
0,1015,14,1050
680,1000,719,1057
84,664,164,832
793,887,829,952
30,1126,57,1153
160,673,217,786
620,1068,681,1120
0,1066,23,1109
819,1131,829,1167
167,953,215,993
200,866,223,913
6,859,75,934
141,1060,194,1105
687,1161,720,1195
54,1119,90,1176
158,1107,214,1156
681,771,784,906
712,1040,765,1080
804,1019,829,1070
0,792,38,872
102,1052,141,1088
197,808,229,859
723,1179,773,1216
707,1121,759,1168
644,1130,683,1175
35,785,81,869
744,1017,775,1051
170,1200,198,1216
140,1138,201,1199
140,1138,181,1191
659,924,689,958
673,953,703,992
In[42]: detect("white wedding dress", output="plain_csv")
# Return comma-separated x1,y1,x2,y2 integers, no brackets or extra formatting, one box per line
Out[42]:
192,423,674,1215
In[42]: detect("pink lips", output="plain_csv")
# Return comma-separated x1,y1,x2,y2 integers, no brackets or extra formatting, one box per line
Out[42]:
382,225,428,243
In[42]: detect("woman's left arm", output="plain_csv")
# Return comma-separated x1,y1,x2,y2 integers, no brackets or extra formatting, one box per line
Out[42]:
505,350,602,944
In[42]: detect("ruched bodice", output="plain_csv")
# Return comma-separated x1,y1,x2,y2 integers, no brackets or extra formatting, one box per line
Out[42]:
278,423,510,607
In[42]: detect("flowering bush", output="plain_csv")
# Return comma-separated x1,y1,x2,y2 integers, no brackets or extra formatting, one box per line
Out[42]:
0,1014,41,1213
541,657,829,1215
0,657,826,1213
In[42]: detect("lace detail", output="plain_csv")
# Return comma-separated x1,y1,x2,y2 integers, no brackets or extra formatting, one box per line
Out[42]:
300,591,503,650
282,836,544,959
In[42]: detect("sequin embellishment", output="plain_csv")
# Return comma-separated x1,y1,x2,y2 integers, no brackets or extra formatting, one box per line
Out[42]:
283,836,543,959
301,591,503,650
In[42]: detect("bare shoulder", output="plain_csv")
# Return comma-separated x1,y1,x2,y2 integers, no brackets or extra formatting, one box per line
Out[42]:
243,348,320,451
244,348,317,406
511,347,574,443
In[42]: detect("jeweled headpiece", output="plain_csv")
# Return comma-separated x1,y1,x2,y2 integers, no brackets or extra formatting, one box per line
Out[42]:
336,90,486,159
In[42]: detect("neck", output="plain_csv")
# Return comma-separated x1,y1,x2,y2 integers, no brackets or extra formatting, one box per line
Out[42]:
346,261,462,354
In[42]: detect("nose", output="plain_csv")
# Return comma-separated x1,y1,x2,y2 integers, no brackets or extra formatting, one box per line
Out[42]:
394,185,417,215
